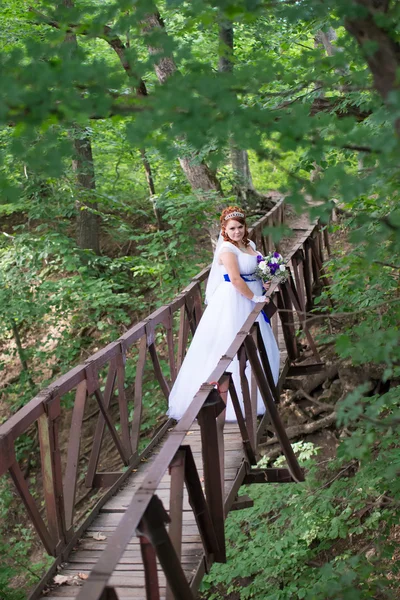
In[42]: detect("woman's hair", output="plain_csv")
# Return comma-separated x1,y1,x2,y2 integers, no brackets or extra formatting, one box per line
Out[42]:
220,206,250,247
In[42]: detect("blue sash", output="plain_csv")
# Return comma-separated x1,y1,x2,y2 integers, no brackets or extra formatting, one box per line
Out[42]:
223,274,270,324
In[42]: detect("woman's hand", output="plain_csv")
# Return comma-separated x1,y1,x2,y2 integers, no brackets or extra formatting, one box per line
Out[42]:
263,281,271,292
251,294,270,304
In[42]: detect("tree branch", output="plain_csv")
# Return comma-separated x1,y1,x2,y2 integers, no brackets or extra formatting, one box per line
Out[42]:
372,260,400,270
310,96,372,121
28,6,147,93
259,412,337,448
341,143,375,153
6,100,150,126
28,6,61,29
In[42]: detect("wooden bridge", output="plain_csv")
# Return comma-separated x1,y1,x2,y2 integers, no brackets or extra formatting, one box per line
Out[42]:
0,200,331,600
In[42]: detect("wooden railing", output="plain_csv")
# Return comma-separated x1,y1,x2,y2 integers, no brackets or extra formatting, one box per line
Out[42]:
0,200,290,561
75,215,331,600
76,311,304,600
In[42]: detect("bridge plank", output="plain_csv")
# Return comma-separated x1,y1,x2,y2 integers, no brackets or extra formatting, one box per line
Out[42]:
63,563,197,571
68,552,203,564
78,536,205,549
58,570,169,586
45,591,168,599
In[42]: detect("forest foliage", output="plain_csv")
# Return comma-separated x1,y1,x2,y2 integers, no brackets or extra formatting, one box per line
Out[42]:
1,0,400,598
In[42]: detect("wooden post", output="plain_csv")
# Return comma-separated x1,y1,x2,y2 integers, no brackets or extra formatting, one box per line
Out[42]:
276,288,298,361
183,446,221,565
238,346,256,453
166,449,186,600
197,390,226,562
139,527,161,600
142,496,195,600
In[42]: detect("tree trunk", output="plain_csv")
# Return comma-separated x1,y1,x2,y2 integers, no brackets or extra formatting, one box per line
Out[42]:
315,28,338,57
140,149,156,196
344,1,400,115
311,27,345,182
143,10,224,196
177,157,221,192
218,17,234,72
219,20,253,193
139,148,165,231
230,148,254,193
142,11,179,84
72,130,100,254
62,0,100,253
218,17,274,210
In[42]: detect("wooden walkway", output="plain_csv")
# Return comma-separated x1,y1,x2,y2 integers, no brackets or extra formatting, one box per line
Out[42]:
41,335,290,599
35,215,321,599
45,422,246,599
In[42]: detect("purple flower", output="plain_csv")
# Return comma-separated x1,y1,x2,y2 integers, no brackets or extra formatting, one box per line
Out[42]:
257,255,263,263
273,252,280,258
269,264,279,275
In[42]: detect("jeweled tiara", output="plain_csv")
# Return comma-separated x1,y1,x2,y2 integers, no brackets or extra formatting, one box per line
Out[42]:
224,211,244,220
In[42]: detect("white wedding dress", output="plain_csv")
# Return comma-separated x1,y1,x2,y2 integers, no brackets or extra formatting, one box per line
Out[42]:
168,241,280,422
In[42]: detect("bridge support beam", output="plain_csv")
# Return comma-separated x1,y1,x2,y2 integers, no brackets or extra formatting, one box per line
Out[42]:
198,390,227,563
231,494,254,511
243,467,301,484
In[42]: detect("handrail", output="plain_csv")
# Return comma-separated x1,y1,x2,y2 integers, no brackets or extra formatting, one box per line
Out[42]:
76,217,330,600
0,199,288,560
76,310,292,600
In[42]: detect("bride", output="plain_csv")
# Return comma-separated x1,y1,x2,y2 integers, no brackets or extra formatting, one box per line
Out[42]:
168,206,280,422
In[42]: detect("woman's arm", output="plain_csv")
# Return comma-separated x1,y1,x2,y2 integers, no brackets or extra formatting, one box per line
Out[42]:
220,252,257,300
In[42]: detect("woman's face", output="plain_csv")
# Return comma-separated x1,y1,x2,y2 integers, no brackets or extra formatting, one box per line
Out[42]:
225,219,245,243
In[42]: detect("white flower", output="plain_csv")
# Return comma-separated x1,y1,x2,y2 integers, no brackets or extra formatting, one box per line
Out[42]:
259,261,267,271
270,257,278,264
279,264,286,272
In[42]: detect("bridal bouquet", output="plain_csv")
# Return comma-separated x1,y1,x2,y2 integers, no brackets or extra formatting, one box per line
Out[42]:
255,251,288,283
